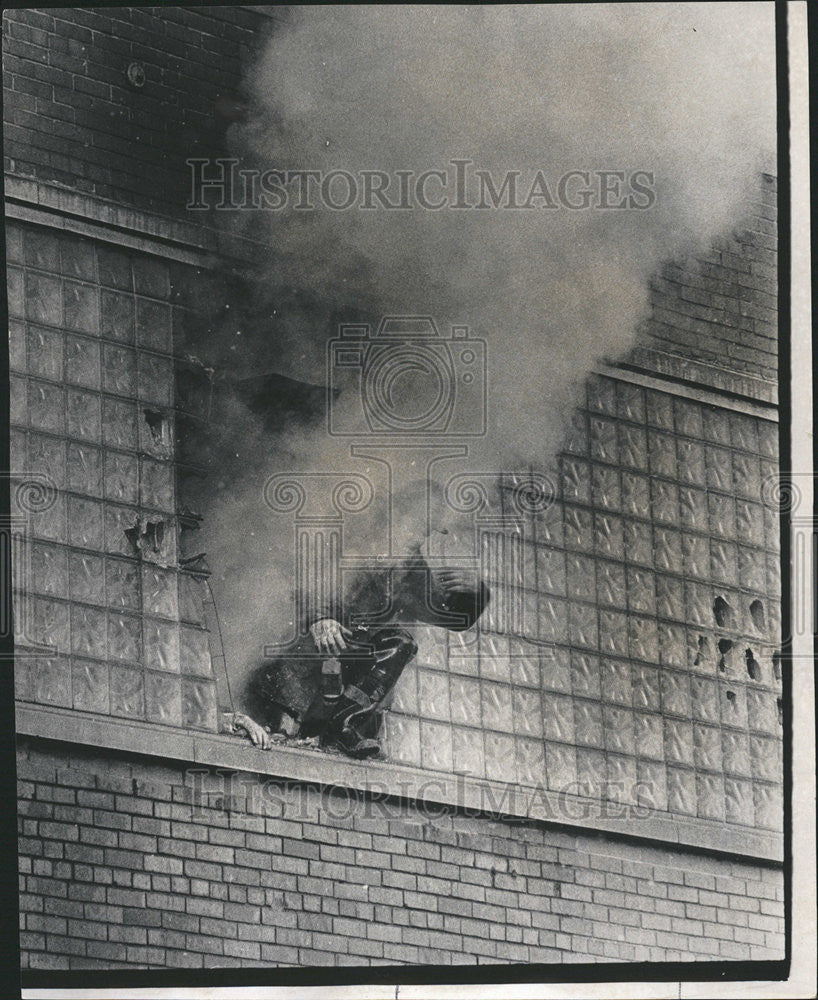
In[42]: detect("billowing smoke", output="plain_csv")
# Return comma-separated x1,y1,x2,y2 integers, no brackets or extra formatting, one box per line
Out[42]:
187,3,776,704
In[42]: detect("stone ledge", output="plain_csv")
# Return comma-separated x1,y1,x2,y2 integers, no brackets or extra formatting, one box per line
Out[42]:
16,703,784,864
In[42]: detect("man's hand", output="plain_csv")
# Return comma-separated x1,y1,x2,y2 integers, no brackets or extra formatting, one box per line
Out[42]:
310,618,353,656
233,712,271,750
435,568,482,594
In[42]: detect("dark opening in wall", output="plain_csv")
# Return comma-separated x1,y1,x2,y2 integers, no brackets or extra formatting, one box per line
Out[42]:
776,697,784,725
745,647,761,680
718,638,733,672
772,650,782,681
749,598,766,631
694,634,709,667
713,596,732,629
124,518,169,561
144,409,170,448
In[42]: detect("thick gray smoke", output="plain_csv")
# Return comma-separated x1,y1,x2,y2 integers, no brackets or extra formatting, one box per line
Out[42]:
193,3,776,703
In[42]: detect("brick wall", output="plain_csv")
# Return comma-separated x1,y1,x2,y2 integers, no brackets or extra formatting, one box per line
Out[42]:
3,6,270,216
17,738,784,971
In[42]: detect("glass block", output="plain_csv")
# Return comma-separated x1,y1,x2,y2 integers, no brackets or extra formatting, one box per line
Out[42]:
563,505,593,551
143,619,180,673
546,741,577,791
710,540,738,587
138,352,174,406
570,651,600,698
589,417,618,464
102,344,137,396
560,457,590,505
721,729,753,776
682,533,709,578
633,713,663,760
34,655,72,707
479,631,509,661
604,706,634,755
657,622,687,667
753,783,782,831
702,405,730,443
632,665,660,712
10,375,27,425
70,604,107,659
544,693,575,744
696,773,725,821
733,452,760,499
538,597,568,644
14,656,34,701
616,382,645,424
179,626,212,676
569,601,598,650
109,664,145,719
621,471,650,518
420,720,453,772
103,503,140,556
594,513,623,560
104,451,139,505
145,671,183,726
607,754,638,805
25,272,63,326
666,767,697,815
678,487,709,532
596,560,626,609
9,319,26,372
481,681,512,732
27,325,63,381
449,653,479,677
513,687,543,737
25,228,60,270
601,658,631,705
59,234,96,280
676,439,705,485
562,410,588,456
576,747,605,798
107,612,142,664
418,669,451,721
7,266,24,317
730,412,759,454
28,379,64,435
72,657,109,714
592,464,620,511
735,501,764,547
390,665,418,715
28,492,67,545
674,398,703,439
29,541,68,598
685,582,712,628
452,726,485,778
68,497,103,550
101,290,135,343
565,552,594,600
705,447,733,493
737,546,765,593
749,734,782,782
651,480,678,525
178,571,206,625
6,222,23,262
134,256,170,299
540,647,570,693
509,639,542,687
105,557,140,610
140,458,174,512
664,718,694,766
64,282,100,335
587,376,617,415
637,759,667,811
693,723,723,772
536,546,566,596
385,713,421,765
68,551,105,605
724,778,754,826
66,442,103,497
647,430,677,479
574,700,603,747
142,565,178,620
27,432,65,485
598,609,628,657
102,399,138,451
746,688,777,734
691,676,720,724
653,528,682,576
484,731,516,782
65,387,101,441
136,299,172,353
629,615,658,663
449,675,480,726
28,596,70,654
97,244,133,291
626,567,655,615
535,500,564,548
516,737,545,787
63,334,100,389
756,421,778,460
766,554,781,599
623,519,652,566
661,669,690,717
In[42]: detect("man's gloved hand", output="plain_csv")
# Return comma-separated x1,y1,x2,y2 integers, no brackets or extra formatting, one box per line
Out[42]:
435,568,483,594
233,712,272,750
310,618,353,656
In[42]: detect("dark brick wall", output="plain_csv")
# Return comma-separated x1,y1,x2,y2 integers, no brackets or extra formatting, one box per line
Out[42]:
17,738,784,970
2,6,271,216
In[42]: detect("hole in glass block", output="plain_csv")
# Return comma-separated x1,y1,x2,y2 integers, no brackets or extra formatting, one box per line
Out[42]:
749,599,766,631
144,408,169,446
745,648,761,681
693,635,709,666
725,689,736,703
713,596,732,628
717,638,733,673
772,651,782,682
776,697,783,725
124,518,168,558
